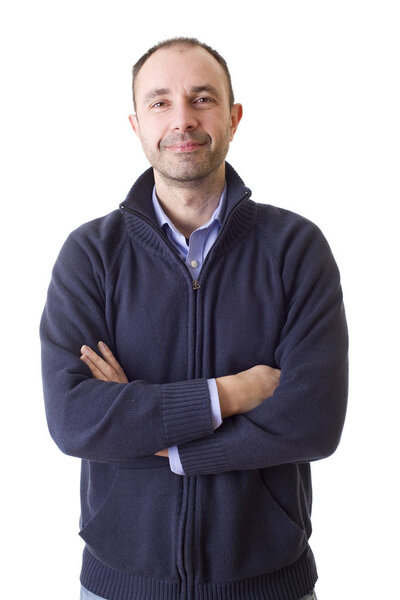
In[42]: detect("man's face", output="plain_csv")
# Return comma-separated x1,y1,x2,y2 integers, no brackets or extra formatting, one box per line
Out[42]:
129,45,242,184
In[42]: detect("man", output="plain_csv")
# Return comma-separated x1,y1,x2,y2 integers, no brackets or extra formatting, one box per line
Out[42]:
40,37,348,600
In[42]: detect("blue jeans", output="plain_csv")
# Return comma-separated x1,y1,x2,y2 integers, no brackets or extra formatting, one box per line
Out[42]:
80,584,317,599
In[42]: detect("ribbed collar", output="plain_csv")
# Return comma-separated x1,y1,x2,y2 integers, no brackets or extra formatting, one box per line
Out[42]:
120,162,251,228
119,162,255,256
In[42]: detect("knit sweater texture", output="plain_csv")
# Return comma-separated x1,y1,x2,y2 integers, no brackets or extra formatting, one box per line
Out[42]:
40,162,348,600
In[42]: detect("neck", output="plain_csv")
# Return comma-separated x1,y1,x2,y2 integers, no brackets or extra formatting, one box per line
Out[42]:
153,164,226,238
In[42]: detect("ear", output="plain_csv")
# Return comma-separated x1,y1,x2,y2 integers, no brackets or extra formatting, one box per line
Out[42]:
128,114,140,137
229,103,243,141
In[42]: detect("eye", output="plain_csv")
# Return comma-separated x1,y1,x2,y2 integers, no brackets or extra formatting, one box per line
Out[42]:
194,97,214,105
150,101,167,109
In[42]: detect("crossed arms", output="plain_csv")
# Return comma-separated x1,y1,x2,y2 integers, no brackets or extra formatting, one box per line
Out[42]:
80,341,281,459
40,220,348,475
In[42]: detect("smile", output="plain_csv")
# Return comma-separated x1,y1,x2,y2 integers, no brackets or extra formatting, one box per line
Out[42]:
165,142,206,153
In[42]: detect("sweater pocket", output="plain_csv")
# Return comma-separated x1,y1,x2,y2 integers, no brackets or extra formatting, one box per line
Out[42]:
194,468,307,582
79,465,181,577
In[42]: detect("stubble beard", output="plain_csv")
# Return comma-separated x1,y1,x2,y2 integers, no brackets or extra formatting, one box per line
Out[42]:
141,130,231,187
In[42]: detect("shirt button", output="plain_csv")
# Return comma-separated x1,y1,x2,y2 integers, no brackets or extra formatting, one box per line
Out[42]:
190,259,199,268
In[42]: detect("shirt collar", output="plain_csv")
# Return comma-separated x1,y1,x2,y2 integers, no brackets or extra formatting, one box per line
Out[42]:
151,184,227,235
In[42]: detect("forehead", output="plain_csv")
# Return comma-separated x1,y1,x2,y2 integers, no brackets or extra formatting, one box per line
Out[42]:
135,45,229,102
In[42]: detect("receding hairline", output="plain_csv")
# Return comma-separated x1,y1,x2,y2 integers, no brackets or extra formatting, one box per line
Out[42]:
135,46,228,103
131,37,235,110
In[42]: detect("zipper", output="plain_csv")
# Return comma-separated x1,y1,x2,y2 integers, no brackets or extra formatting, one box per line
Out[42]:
120,190,250,597
193,191,249,288
177,476,190,597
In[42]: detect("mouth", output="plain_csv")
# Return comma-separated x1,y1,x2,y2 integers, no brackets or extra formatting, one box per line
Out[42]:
164,141,207,153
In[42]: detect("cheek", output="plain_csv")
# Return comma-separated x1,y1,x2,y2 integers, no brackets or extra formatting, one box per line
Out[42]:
211,113,233,135
213,119,234,144
141,128,162,151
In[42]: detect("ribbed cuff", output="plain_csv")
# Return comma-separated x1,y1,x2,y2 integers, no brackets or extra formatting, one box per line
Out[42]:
161,378,214,447
178,433,230,476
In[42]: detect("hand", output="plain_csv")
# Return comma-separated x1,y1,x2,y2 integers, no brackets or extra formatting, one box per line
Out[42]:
236,365,281,413
80,341,129,383
80,342,169,457
217,364,281,418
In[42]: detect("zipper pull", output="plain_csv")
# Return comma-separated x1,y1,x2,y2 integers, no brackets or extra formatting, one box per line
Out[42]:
192,280,200,290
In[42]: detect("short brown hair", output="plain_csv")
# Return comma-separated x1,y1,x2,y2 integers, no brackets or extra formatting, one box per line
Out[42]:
132,37,235,111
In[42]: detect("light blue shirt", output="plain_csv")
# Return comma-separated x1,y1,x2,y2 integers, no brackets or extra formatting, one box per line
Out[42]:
151,184,225,475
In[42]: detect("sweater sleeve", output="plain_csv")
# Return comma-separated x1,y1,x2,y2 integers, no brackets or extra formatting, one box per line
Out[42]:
168,378,223,475
40,229,214,463
176,220,349,476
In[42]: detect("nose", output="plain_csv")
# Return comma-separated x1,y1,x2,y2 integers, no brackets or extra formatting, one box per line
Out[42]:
171,101,198,134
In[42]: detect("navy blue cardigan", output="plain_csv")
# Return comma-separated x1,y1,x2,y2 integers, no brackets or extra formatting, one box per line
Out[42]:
40,163,348,600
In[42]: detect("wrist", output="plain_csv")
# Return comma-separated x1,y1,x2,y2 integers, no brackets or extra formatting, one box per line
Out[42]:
216,374,240,418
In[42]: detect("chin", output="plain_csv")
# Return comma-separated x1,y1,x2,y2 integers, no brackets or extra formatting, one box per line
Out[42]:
159,157,226,183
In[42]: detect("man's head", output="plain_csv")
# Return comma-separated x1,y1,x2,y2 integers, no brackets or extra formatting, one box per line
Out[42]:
129,37,242,187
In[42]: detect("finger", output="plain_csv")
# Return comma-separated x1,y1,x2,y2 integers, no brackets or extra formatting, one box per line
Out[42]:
97,342,129,383
80,354,110,381
97,341,124,374
81,345,117,380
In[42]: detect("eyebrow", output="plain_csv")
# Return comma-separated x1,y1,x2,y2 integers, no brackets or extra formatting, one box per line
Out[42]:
144,85,221,104
144,88,170,103
190,85,221,98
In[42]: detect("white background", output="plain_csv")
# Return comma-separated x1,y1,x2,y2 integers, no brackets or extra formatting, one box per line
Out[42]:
1,1,399,598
